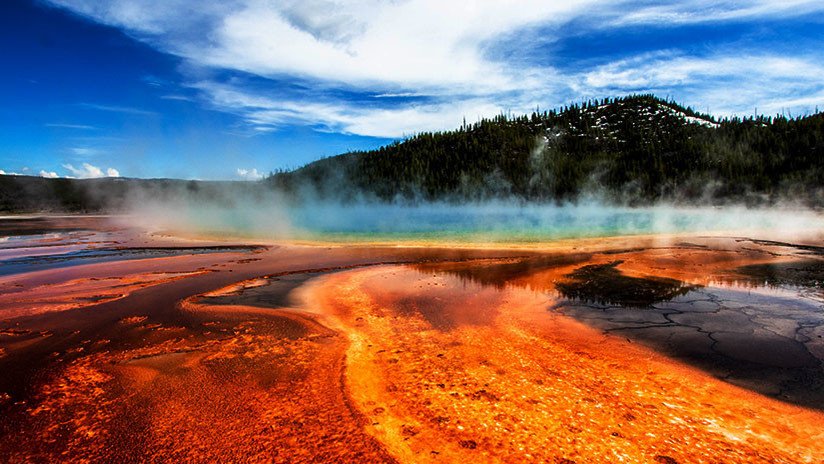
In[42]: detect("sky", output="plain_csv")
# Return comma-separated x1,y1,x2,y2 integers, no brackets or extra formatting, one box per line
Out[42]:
1,0,823,180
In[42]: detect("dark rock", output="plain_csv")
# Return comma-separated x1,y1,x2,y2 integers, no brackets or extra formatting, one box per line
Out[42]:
459,440,477,449
654,455,678,464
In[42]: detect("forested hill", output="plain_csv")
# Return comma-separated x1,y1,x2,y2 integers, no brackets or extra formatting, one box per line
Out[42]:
3,95,823,213
268,95,824,205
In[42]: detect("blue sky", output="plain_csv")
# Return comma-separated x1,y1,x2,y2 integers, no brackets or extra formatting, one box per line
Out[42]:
1,0,823,180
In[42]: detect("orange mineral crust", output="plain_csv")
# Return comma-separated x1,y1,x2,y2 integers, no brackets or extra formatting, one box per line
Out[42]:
2,218,824,463
303,266,824,463
0,270,207,319
0,224,533,463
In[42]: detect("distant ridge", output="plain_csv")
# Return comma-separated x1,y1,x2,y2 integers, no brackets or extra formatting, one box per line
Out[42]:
269,94,824,205
2,95,823,212
0,176,250,213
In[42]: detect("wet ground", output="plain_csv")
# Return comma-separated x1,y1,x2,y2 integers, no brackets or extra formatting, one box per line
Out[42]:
0,219,266,276
1,216,824,462
412,240,824,409
299,263,824,462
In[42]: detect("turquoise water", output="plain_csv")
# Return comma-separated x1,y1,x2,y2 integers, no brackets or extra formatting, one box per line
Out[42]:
284,204,824,243
134,202,824,243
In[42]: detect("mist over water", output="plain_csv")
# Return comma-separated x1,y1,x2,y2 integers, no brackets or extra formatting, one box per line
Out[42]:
298,203,824,242
121,190,824,243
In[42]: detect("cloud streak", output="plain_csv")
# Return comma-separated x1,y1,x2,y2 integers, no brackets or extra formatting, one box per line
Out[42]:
69,147,101,156
78,102,157,116
45,123,97,130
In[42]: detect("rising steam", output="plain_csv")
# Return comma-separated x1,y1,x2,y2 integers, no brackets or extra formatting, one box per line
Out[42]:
117,181,824,244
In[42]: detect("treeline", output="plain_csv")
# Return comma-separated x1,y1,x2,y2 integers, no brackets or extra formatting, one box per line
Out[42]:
3,95,822,212
268,95,824,205
0,176,260,213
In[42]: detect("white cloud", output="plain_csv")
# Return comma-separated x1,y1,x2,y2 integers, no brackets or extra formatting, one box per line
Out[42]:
236,168,264,180
582,53,824,90
39,170,60,178
577,52,824,117
63,162,121,178
196,47,824,137
46,0,824,136
610,0,824,27
49,0,595,93
198,81,508,138
70,147,100,156
47,1,824,91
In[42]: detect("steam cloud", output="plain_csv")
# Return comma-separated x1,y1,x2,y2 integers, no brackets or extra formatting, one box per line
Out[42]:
116,182,824,244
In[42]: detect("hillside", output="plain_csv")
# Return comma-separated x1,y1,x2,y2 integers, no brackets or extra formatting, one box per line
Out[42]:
0,176,256,213
3,94,823,213
269,95,824,205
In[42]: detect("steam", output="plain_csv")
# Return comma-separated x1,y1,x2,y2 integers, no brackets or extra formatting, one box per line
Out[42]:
116,184,824,244
120,183,296,239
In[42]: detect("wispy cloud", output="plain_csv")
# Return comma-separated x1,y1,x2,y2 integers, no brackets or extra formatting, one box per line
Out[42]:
45,123,97,130
47,0,824,137
78,102,157,115
160,94,194,101
608,0,824,27
577,52,824,116
69,147,101,156
197,81,508,138
63,162,120,178
194,48,824,137
49,0,587,93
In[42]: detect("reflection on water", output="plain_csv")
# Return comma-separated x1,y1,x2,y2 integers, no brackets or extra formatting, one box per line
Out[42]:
410,253,824,409
0,216,112,237
290,204,824,242
554,260,696,307
366,269,508,331
0,242,265,276
734,259,824,289
411,253,591,290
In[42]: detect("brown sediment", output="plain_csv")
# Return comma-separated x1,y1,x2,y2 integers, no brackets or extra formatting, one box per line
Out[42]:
2,218,824,462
